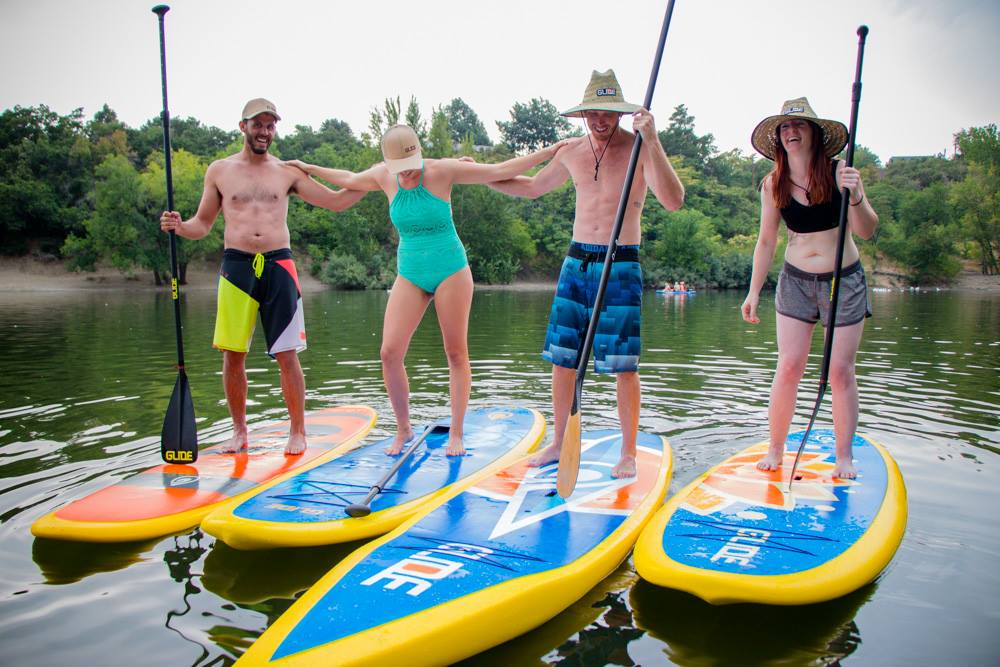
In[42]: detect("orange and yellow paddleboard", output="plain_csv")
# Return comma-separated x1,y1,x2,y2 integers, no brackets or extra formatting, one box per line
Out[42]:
31,405,375,543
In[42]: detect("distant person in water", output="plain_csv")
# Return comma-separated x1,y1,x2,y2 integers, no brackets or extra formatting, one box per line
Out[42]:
160,98,365,455
287,126,567,456
678,281,686,292
741,97,878,479
488,69,684,478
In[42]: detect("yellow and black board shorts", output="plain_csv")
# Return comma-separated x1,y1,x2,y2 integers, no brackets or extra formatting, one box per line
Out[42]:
213,248,306,356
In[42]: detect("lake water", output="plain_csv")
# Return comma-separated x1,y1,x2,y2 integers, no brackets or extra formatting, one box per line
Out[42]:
0,286,997,666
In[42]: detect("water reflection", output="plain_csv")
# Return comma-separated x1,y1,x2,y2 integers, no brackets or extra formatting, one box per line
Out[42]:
630,580,871,665
0,287,997,666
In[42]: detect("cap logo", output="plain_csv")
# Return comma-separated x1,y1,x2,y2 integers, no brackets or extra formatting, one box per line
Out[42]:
787,106,804,113
404,145,416,154
596,87,617,97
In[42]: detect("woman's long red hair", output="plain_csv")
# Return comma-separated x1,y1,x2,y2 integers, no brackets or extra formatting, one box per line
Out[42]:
769,121,834,207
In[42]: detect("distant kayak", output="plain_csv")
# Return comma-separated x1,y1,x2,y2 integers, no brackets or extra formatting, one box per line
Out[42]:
201,407,544,549
31,405,376,543
656,289,696,295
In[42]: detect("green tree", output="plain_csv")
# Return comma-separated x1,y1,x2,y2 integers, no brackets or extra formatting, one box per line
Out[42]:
426,108,453,158
880,182,961,283
453,185,534,283
404,96,427,142
445,98,492,146
952,124,1000,274
659,104,715,172
497,98,571,152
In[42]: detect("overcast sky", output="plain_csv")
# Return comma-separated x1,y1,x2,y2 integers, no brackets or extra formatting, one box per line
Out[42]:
2,0,998,162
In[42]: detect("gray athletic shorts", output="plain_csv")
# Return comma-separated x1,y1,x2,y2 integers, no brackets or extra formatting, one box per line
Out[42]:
775,260,872,327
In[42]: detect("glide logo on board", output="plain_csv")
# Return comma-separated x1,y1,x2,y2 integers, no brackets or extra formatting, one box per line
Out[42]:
164,450,194,463
709,527,771,566
360,542,494,596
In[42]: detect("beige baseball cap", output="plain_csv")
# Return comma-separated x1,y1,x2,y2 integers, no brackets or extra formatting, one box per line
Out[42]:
241,98,281,121
381,124,423,174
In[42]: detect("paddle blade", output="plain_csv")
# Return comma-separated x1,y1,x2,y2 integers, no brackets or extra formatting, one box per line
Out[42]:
556,411,582,498
161,371,198,464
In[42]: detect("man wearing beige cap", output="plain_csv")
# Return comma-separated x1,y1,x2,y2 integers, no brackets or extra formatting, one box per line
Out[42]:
160,98,366,455
490,69,684,479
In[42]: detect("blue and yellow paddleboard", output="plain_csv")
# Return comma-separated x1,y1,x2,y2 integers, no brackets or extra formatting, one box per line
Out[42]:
235,430,672,666
634,429,906,605
202,407,544,549
31,406,376,543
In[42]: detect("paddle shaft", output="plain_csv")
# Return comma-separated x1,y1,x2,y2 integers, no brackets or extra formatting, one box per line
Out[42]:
346,424,448,516
788,25,869,488
153,5,185,369
570,0,677,412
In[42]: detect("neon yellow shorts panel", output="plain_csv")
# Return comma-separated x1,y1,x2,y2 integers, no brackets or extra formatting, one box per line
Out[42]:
213,275,259,353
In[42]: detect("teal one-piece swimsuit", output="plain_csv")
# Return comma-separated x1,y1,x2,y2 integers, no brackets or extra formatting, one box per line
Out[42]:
389,163,469,293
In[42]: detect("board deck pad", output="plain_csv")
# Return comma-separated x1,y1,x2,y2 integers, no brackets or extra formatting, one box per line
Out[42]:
31,405,376,542
235,429,671,666
202,407,544,548
634,429,906,605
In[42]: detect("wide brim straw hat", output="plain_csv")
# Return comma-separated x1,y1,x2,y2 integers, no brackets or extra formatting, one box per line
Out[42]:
561,69,642,118
751,97,848,161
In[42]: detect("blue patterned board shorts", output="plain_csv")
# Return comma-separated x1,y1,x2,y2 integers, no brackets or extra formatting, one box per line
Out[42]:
542,242,643,374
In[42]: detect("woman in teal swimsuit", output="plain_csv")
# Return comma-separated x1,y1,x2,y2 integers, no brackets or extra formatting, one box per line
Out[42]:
289,125,565,455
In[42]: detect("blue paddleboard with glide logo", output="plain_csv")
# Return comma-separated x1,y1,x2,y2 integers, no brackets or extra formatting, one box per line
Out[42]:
235,429,672,666
634,429,906,605
202,407,543,549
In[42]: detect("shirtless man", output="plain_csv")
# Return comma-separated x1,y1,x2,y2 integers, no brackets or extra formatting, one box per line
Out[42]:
160,98,365,455
490,70,684,478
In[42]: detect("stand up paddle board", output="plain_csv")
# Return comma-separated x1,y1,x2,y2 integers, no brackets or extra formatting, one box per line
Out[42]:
31,405,376,543
202,407,544,549
235,430,671,666
634,429,906,605
655,289,696,295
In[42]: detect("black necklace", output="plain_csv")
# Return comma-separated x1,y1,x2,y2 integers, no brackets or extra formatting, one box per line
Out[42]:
586,128,615,181
790,178,811,203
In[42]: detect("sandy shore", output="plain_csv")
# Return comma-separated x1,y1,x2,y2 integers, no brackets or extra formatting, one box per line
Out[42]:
1,256,997,293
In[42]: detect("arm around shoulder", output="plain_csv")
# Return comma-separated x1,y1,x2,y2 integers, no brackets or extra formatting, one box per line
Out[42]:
485,154,570,199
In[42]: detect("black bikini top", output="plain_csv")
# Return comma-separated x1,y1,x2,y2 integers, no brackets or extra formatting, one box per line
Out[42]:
779,160,843,234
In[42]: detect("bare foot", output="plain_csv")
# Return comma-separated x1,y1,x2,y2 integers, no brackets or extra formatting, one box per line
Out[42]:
385,428,415,455
611,454,637,478
445,436,465,456
219,432,248,454
285,432,307,456
756,444,784,472
528,443,561,468
833,457,857,479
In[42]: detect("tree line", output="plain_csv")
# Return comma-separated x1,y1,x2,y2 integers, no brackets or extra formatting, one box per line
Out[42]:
1,98,996,289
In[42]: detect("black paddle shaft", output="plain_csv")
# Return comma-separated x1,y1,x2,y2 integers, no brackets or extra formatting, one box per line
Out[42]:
345,424,450,518
153,4,184,369
788,26,869,487
155,5,198,464
570,0,677,410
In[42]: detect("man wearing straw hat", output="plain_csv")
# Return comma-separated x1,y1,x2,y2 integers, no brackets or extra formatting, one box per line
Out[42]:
490,69,684,478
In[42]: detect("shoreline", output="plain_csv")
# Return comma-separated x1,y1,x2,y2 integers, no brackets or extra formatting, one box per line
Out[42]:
1,256,997,293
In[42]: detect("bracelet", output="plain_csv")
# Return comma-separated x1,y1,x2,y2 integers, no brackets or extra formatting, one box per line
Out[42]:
850,194,864,207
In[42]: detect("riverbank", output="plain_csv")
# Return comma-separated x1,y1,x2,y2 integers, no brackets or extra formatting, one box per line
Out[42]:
1,256,997,292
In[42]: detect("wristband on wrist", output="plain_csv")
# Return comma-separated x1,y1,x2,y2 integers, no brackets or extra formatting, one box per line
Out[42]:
850,194,864,207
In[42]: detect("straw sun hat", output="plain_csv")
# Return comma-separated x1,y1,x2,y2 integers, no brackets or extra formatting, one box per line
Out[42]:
561,69,642,118
751,97,847,161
